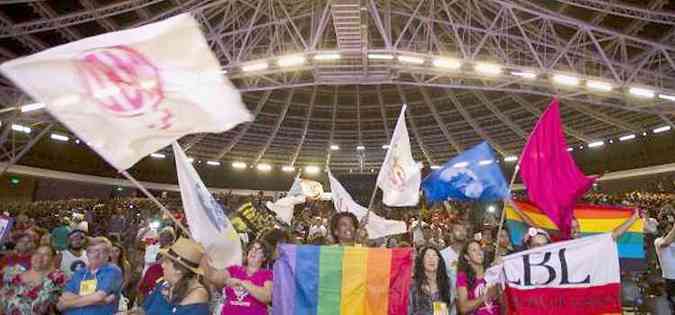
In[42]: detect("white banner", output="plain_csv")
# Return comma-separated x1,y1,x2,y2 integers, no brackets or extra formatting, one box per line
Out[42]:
376,105,421,206
1,14,252,170
173,143,242,269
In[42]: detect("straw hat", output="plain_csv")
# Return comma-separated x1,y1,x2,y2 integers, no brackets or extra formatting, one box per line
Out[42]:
159,238,205,276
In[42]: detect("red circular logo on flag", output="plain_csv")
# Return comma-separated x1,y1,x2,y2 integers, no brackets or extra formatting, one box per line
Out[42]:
77,46,164,117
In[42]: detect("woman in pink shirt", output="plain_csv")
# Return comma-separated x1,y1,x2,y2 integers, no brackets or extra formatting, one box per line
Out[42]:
456,240,501,315
202,241,273,315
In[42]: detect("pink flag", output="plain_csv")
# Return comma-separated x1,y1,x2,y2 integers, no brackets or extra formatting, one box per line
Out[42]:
519,98,595,238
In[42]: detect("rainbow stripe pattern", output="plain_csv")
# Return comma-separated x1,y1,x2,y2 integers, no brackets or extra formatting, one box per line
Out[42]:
272,244,413,315
505,199,645,270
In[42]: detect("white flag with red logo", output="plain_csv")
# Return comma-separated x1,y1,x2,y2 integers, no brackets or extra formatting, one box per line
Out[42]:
376,105,421,206
329,170,407,239
485,233,622,315
0,14,252,170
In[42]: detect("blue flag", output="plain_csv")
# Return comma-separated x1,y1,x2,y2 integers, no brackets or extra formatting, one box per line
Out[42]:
422,141,509,203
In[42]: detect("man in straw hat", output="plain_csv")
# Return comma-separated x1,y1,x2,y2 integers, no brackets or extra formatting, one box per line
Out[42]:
57,237,123,315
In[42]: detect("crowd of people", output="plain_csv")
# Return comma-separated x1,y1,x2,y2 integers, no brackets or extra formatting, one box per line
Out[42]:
0,190,672,314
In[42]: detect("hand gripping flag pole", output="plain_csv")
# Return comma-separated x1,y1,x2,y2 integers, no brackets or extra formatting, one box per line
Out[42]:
495,164,520,256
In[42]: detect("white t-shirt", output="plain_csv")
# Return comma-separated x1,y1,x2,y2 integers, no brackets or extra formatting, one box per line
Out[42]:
655,237,675,280
440,246,459,315
60,249,88,279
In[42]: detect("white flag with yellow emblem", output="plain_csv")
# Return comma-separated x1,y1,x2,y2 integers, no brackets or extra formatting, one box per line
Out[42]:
173,142,242,269
376,105,421,206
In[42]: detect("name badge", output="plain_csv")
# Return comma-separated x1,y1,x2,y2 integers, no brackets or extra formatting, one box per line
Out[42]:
433,302,449,315
79,279,97,296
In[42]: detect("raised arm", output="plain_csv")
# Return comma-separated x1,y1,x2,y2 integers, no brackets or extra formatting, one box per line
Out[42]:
657,222,675,248
611,209,640,241
200,256,232,289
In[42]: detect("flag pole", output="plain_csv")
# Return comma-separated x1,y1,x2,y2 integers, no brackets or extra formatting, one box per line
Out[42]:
495,164,520,256
120,170,192,237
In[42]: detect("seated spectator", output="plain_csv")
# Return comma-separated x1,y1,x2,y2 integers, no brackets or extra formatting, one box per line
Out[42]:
57,237,123,315
59,229,89,280
0,244,65,314
138,238,210,315
408,246,451,315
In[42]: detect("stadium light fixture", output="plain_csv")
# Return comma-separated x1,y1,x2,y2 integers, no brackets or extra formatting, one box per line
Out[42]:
256,163,272,172
619,134,636,141
20,102,45,112
504,156,517,162
552,74,580,86
278,55,305,67
207,160,221,166
586,80,613,91
511,71,537,79
658,94,675,101
432,57,461,69
232,161,247,169
653,125,672,133
11,124,31,134
397,55,425,65
305,165,320,174
382,144,390,149
50,133,69,142
150,153,165,159
367,53,394,60
628,87,655,98
241,62,268,72
588,141,604,148
282,165,296,172
330,144,340,151
567,147,574,152
487,205,496,213
474,63,502,75
356,145,365,151
314,53,341,61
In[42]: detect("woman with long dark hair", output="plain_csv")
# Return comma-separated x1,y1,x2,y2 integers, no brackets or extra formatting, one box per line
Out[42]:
408,246,452,315
456,241,500,315
202,240,273,315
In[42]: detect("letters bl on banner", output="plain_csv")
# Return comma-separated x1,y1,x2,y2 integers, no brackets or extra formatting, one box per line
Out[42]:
486,233,622,315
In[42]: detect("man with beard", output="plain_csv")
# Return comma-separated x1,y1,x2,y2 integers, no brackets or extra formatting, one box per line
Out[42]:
440,223,469,315
59,230,89,280
330,212,359,246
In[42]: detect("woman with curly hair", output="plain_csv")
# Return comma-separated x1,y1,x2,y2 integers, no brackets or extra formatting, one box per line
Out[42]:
0,244,66,314
456,241,500,315
408,246,451,315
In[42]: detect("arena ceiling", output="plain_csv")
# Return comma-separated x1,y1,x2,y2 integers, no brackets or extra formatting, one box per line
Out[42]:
0,0,674,173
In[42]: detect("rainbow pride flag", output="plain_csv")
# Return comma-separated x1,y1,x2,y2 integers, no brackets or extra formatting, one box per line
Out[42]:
272,244,413,315
505,199,645,271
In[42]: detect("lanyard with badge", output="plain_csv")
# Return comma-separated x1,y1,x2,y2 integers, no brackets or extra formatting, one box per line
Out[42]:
79,270,98,296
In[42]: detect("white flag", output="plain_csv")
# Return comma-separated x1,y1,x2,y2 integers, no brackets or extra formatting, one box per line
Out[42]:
328,171,407,239
266,177,306,225
376,105,421,206
173,143,242,269
0,14,252,170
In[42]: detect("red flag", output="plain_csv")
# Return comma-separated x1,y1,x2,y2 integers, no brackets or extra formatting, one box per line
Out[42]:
519,98,595,238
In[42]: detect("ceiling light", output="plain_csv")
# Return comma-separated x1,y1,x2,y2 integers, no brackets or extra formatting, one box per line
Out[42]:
11,124,31,134
653,125,672,133
20,102,45,112
314,53,341,61
552,74,579,86
232,161,247,169
567,147,574,152
478,160,493,166
330,144,340,151
282,165,296,172
356,145,365,151
382,144,390,149
453,161,469,168
305,165,320,174
207,160,221,166
487,205,496,213
277,55,305,67
511,71,536,79
658,94,675,101
586,80,613,91
432,57,461,69
628,87,655,98
397,55,424,64
150,153,165,159
430,165,441,170
241,62,269,72
368,53,394,60
474,62,502,75
50,133,69,142
619,134,635,141
504,156,517,162
588,141,604,148
256,163,272,172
